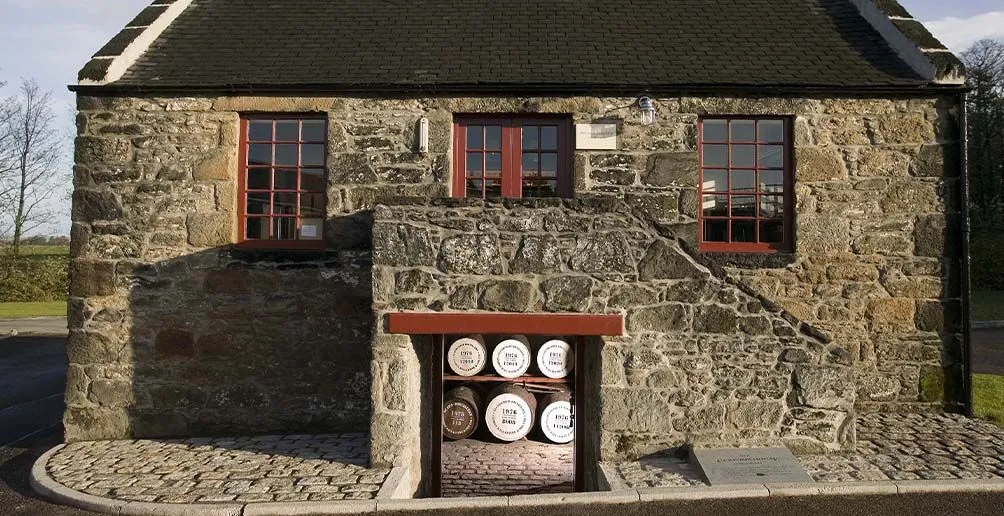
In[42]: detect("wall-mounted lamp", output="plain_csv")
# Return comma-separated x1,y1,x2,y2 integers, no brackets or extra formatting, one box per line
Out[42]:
637,96,656,126
418,117,430,153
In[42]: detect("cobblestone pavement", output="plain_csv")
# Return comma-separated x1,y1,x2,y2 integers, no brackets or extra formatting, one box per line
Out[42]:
442,438,573,498
607,414,1004,488
45,433,390,503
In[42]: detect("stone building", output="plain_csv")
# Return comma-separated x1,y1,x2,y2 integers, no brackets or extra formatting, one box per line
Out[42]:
69,0,968,495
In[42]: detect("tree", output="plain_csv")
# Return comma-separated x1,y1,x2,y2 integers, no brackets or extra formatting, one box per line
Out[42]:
961,39,1004,231
0,79,64,254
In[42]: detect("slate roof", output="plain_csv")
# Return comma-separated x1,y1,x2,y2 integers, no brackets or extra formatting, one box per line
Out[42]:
88,0,949,91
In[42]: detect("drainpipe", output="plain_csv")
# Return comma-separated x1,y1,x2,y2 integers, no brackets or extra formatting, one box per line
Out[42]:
958,91,973,417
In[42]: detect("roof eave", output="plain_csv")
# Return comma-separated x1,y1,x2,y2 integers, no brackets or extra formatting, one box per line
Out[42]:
68,81,968,98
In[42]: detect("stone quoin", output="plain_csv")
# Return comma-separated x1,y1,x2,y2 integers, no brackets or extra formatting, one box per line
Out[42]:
67,0,967,499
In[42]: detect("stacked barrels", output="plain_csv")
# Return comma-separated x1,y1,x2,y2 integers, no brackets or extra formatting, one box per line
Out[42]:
443,334,575,444
445,334,575,379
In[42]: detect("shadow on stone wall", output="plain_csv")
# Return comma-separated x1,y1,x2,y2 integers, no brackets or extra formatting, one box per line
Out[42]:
67,214,376,442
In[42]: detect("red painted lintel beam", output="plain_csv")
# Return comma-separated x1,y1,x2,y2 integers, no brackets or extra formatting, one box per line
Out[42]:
386,312,624,336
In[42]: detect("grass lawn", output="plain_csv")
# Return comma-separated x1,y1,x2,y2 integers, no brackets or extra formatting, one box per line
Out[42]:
971,290,1004,322
974,374,1004,427
1,245,69,256
0,301,66,319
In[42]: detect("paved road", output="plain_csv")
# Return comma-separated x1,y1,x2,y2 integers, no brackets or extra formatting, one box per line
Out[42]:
0,336,67,448
0,334,93,515
972,327,1004,375
0,317,67,338
394,493,1004,516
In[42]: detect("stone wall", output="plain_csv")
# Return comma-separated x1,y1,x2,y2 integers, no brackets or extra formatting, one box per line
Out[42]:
70,94,961,453
371,198,855,467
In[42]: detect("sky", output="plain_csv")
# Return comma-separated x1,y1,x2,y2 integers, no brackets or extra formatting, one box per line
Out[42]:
0,0,1002,236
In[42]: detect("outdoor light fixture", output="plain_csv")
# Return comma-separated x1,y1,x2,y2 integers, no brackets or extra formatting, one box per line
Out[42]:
418,117,430,153
637,96,656,126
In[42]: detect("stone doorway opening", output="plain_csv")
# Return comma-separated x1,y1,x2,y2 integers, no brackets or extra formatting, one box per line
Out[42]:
438,333,580,497
386,313,619,498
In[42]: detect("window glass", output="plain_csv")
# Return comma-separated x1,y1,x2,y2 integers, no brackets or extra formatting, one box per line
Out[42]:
247,169,270,190
454,118,570,199
249,121,272,141
275,121,299,141
703,170,727,192
485,126,502,150
703,145,728,168
523,127,539,150
274,169,298,190
540,126,558,150
730,120,755,142
467,126,484,149
241,117,327,245
758,120,784,143
698,117,790,251
703,120,727,142
302,120,326,142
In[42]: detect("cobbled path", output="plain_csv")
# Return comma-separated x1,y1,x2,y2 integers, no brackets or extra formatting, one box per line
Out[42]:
46,433,389,503
442,439,573,497
608,414,1004,488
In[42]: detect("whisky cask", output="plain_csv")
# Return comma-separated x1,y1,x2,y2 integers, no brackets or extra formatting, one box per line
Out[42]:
491,335,532,379
535,338,574,379
446,335,487,376
443,385,482,441
536,390,574,444
484,383,537,442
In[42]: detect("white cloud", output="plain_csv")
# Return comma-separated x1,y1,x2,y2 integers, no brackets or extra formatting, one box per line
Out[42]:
924,11,1004,53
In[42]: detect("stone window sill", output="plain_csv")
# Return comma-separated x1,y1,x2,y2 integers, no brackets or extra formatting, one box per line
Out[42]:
696,251,798,269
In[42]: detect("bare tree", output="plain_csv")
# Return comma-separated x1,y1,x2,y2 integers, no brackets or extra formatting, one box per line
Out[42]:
0,79,64,254
961,39,1004,231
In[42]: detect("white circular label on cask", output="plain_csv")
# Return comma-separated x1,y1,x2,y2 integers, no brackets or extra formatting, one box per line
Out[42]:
447,337,487,376
443,399,477,440
485,393,534,442
492,338,531,378
540,400,574,444
537,339,574,379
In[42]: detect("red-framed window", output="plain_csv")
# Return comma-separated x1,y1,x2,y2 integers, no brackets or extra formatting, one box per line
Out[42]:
698,117,793,253
452,117,572,198
238,116,327,249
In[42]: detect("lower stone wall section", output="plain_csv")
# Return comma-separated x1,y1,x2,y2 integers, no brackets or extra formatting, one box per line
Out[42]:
65,249,373,441
370,198,855,465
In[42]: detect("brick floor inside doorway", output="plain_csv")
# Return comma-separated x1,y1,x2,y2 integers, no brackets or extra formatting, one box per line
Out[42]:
441,438,573,497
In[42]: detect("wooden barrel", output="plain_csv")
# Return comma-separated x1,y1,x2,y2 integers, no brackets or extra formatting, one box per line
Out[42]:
535,338,575,379
536,390,574,444
446,335,487,376
491,335,532,379
443,385,482,440
484,383,537,442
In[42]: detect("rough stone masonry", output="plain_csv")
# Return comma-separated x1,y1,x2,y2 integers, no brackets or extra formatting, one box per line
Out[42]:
69,94,962,473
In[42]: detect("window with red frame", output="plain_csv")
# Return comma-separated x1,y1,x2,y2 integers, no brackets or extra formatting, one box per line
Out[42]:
239,116,327,248
453,117,572,198
698,117,793,253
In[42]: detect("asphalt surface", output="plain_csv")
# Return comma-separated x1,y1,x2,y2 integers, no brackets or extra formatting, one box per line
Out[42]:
0,336,67,448
972,327,1004,375
0,334,96,515
0,317,67,338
